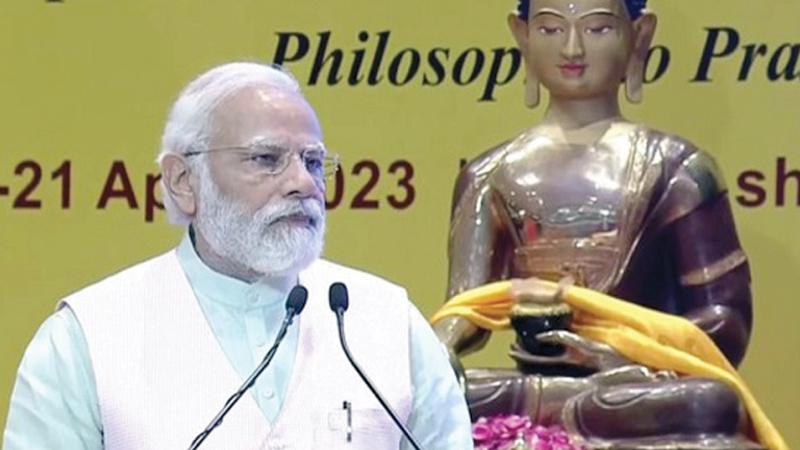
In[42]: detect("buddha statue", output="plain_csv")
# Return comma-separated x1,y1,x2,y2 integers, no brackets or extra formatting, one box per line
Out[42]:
432,0,770,448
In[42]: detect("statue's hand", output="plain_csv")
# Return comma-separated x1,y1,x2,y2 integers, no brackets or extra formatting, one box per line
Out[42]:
509,330,630,372
588,364,678,387
510,277,568,305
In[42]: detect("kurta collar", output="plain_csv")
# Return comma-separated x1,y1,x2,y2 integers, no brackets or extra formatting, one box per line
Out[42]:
176,231,295,310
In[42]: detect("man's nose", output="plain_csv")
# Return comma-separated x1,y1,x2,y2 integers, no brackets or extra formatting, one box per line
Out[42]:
281,154,325,201
561,26,585,59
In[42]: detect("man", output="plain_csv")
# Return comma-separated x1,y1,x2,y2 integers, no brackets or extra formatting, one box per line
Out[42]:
4,62,473,449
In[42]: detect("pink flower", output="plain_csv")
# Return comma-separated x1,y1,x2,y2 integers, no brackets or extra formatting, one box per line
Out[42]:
473,421,494,442
471,415,584,450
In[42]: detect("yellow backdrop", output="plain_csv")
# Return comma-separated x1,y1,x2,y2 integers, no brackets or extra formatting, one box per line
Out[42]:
0,0,797,446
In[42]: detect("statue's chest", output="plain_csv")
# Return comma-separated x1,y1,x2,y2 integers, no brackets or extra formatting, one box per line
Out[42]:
497,144,631,241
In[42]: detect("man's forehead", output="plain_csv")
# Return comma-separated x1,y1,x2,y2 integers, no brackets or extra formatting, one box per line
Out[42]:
210,85,322,145
218,85,307,117
531,0,627,18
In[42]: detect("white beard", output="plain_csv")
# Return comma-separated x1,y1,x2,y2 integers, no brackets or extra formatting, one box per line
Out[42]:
193,164,325,278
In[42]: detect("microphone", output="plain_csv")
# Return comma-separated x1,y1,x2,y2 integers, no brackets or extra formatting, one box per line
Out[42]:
188,285,308,450
328,282,423,450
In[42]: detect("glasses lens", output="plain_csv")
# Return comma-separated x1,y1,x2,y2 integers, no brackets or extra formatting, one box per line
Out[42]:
302,150,340,180
242,145,339,180
248,145,289,174
301,149,325,178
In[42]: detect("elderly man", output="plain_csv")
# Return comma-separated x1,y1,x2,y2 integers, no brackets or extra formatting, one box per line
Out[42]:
3,62,472,449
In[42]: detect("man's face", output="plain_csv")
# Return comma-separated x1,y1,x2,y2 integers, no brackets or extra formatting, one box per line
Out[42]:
524,0,634,99
204,86,326,211
192,86,327,278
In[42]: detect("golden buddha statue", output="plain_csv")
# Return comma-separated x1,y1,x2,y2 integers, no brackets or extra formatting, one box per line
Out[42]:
432,1,780,448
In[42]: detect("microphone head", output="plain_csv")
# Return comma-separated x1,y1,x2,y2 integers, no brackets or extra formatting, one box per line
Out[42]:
328,282,349,312
286,285,308,314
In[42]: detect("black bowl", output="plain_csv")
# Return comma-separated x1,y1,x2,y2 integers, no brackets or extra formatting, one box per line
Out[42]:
510,313,572,356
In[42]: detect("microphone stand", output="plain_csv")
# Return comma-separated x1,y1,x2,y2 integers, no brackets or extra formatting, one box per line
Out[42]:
333,308,423,450
188,309,299,450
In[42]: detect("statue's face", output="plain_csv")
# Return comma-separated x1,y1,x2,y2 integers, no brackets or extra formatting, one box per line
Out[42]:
523,0,634,99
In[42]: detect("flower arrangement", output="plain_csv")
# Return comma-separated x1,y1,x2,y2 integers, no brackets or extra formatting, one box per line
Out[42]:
472,414,584,450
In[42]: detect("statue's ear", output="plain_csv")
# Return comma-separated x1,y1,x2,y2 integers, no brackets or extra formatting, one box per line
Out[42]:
508,12,528,48
625,13,657,104
507,13,540,108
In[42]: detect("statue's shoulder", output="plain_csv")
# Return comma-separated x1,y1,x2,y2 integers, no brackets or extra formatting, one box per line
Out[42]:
456,125,551,186
451,125,559,210
451,140,512,210
459,140,508,177
630,124,727,192
625,125,729,226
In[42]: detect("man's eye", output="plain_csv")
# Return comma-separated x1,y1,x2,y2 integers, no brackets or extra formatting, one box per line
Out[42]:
538,26,564,35
585,25,613,35
304,157,324,173
250,152,282,166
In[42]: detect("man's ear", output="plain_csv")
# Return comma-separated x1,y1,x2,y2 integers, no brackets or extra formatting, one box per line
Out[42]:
625,12,657,104
508,13,541,108
161,153,197,218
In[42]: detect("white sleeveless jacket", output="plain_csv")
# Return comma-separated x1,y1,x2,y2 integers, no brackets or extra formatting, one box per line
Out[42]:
62,251,412,450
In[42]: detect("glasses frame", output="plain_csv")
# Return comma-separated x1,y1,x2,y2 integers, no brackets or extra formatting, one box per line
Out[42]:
183,145,340,179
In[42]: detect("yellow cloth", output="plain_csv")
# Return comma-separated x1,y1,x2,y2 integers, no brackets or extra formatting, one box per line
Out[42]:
430,280,787,450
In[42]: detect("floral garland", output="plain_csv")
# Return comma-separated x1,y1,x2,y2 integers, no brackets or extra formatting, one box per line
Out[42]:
472,415,584,450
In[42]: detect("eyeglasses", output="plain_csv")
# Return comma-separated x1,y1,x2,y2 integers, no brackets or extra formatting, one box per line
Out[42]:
184,143,340,180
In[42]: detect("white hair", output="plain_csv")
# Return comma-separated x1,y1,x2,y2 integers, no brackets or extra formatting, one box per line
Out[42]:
157,62,302,225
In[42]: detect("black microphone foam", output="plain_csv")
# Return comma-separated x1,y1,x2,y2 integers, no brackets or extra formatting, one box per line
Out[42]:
328,282,349,312
287,285,308,314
